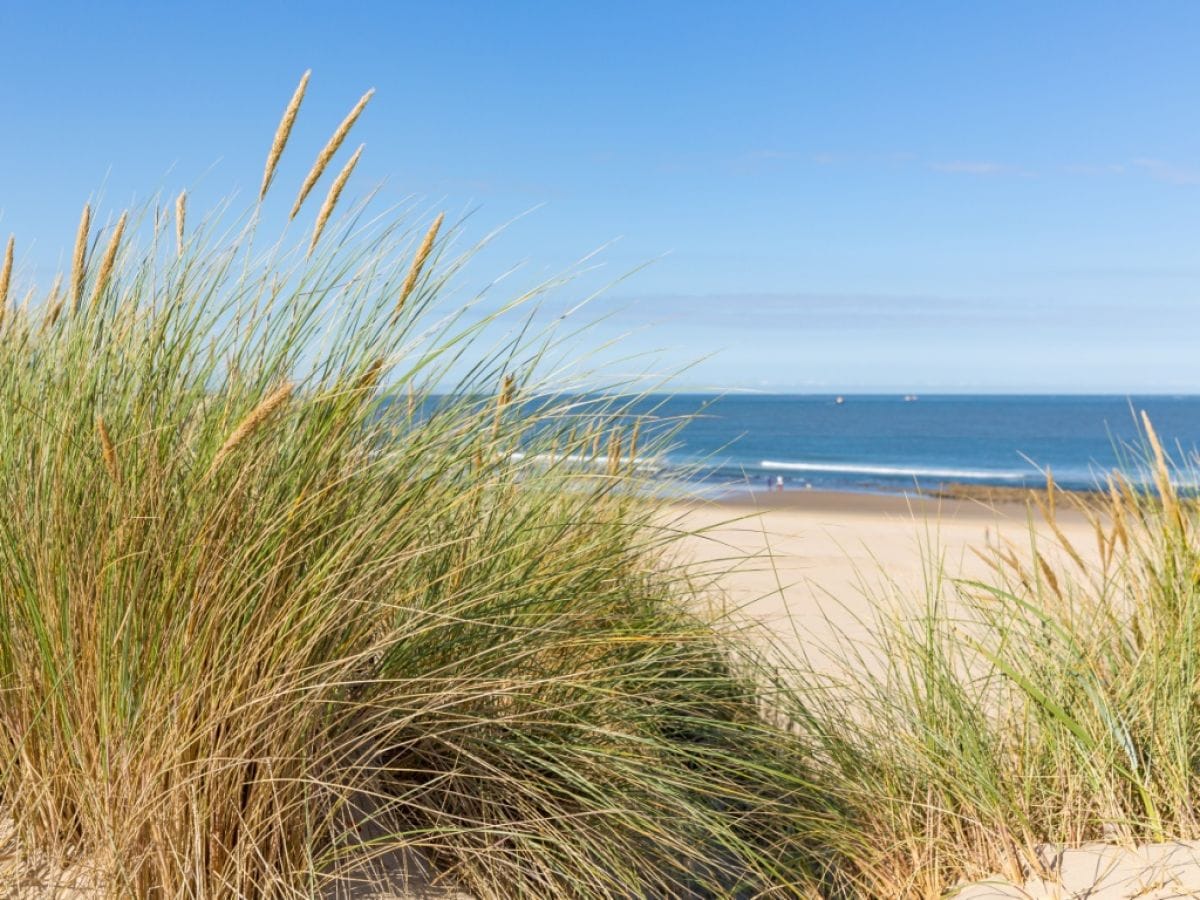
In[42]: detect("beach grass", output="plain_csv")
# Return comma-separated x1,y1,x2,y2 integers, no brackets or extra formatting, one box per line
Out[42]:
769,438,1200,896
0,76,816,897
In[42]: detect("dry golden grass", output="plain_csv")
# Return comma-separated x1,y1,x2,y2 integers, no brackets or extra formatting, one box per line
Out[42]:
207,381,294,476
88,211,126,311
290,88,374,219
174,190,186,258
354,357,385,393
96,418,119,484
260,70,311,202
0,236,13,311
70,203,90,311
308,143,363,255
42,276,64,332
0,70,818,900
395,212,444,318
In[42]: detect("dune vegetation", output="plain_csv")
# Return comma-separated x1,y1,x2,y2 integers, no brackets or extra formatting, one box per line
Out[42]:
0,71,1198,899
772,439,1200,898
0,74,814,897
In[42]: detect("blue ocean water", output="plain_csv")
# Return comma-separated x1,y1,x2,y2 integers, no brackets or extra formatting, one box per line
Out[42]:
628,394,1200,495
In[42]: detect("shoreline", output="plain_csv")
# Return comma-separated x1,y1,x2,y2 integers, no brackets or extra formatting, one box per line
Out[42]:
698,488,1026,518
693,481,1097,521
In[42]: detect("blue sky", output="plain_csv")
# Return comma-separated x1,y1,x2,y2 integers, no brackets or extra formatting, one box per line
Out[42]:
2,2,1200,392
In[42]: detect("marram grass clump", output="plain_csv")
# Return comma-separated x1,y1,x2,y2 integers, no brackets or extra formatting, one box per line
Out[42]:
773,432,1200,898
0,73,812,898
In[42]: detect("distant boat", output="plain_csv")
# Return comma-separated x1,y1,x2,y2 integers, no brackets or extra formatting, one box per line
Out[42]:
904,394,919,402
835,396,845,405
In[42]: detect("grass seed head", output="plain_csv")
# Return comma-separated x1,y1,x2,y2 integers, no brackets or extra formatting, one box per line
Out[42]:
97,418,119,484
290,88,374,219
260,70,311,201
1141,410,1182,531
42,275,64,331
355,357,385,393
71,203,91,311
88,212,127,312
395,212,444,319
308,144,363,256
175,191,187,257
208,382,295,477
499,373,516,409
0,235,13,312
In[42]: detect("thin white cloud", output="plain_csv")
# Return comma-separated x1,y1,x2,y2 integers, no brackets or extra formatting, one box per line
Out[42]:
1132,158,1200,185
1063,163,1126,176
731,152,1200,187
931,160,1032,177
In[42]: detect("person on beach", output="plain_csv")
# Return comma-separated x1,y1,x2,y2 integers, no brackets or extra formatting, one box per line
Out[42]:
775,475,784,493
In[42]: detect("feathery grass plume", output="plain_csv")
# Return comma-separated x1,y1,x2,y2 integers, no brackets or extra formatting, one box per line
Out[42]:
394,212,444,319
0,236,13,312
290,87,374,219
260,70,311,201
355,357,384,393
41,276,64,332
96,418,119,484
17,287,34,317
174,190,186,257
1141,410,1182,531
498,372,516,409
70,203,90,311
1093,512,1111,571
308,144,363,256
1109,474,1130,553
492,373,516,440
1035,551,1062,600
88,212,127,311
207,382,294,476
607,428,623,476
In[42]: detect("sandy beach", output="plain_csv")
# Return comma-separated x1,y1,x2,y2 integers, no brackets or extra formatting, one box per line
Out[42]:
672,488,1097,664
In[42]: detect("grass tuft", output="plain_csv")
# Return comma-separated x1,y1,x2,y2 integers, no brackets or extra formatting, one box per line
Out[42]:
771,443,1200,897
0,74,810,898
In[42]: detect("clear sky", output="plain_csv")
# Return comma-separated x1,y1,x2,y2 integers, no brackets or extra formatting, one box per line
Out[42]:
2,1,1199,392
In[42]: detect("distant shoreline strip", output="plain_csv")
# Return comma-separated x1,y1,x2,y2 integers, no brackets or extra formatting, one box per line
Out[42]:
758,460,1028,480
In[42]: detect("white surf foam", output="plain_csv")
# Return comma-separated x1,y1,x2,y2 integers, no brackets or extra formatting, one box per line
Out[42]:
758,460,1028,480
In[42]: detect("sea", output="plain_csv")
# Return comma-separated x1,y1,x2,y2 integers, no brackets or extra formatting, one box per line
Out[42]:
623,394,1200,497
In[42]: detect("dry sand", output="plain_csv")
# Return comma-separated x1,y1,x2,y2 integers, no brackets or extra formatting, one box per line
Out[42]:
671,488,1095,666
